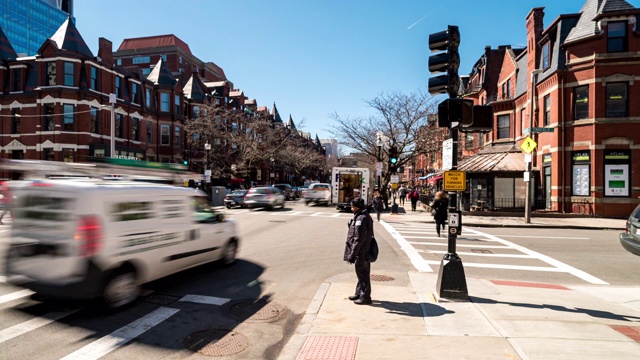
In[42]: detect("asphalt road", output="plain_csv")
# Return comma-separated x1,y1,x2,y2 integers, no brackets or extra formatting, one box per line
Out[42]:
0,199,638,359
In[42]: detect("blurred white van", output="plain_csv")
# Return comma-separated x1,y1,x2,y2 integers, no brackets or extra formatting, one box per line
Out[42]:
5,179,239,308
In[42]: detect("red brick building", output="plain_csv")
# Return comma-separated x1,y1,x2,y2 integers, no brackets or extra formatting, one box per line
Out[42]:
460,0,640,217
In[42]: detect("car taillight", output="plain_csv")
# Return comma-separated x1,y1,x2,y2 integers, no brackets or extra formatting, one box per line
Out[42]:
75,216,103,257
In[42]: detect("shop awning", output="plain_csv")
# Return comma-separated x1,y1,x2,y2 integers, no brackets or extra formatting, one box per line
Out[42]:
458,151,526,172
417,175,428,180
427,175,443,185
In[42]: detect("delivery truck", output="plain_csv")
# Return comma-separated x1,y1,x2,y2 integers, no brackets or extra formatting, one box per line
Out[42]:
331,167,371,211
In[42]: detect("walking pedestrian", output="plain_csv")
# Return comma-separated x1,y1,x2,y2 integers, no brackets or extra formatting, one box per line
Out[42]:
398,185,407,206
372,191,384,221
409,188,420,212
343,197,374,305
0,181,9,225
432,191,448,237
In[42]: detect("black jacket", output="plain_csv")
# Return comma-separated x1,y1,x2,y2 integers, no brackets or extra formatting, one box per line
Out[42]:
343,208,374,262
432,198,448,222
372,196,384,212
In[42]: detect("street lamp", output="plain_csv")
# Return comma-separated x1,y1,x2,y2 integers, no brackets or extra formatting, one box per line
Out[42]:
103,93,116,157
525,69,543,224
376,134,382,191
270,157,275,185
205,140,211,178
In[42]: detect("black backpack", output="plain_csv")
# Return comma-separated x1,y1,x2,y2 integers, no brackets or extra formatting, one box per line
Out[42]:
368,237,379,262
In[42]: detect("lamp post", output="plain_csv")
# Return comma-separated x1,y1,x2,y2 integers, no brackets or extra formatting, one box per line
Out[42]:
270,157,275,185
525,69,543,224
376,134,382,191
108,93,116,157
205,140,211,181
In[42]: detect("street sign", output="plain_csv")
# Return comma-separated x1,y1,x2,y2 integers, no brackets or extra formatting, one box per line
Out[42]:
390,175,399,183
520,136,537,154
442,138,453,170
443,170,466,191
531,127,554,133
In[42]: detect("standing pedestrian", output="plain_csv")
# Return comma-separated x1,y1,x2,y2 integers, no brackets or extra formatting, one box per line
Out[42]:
398,185,407,206
343,197,374,305
409,188,420,212
372,191,384,221
0,181,9,225
432,191,448,237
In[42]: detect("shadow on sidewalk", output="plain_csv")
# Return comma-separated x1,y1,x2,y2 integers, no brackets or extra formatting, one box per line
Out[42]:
370,300,454,317
471,296,640,322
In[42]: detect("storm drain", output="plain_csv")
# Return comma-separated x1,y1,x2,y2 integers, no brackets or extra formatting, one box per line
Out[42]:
184,329,248,356
371,274,394,282
297,336,358,360
143,293,180,305
229,299,287,323
471,249,493,254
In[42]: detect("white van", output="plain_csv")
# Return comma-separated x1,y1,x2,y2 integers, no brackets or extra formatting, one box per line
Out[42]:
5,179,239,308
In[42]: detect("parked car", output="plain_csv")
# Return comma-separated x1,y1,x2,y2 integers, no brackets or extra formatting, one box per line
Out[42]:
244,186,286,210
303,182,332,206
273,184,296,200
224,189,248,208
620,203,640,257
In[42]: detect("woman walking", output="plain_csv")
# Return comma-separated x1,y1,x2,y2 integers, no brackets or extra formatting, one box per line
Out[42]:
372,191,384,221
432,191,448,237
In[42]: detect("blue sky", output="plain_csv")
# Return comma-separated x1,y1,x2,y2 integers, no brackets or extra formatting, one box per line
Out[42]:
75,0,639,141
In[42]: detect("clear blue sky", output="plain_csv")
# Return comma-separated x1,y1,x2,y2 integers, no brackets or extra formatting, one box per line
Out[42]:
75,0,638,141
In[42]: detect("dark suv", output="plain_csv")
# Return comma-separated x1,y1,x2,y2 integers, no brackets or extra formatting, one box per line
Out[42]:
620,204,640,257
273,184,295,200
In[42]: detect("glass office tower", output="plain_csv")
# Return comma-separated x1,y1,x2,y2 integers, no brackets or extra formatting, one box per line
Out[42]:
0,0,74,56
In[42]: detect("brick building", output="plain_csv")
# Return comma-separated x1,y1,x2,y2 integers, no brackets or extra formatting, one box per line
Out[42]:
459,0,640,217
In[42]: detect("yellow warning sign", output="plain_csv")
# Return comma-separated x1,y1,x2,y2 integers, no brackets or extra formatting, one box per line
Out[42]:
520,136,537,154
443,170,466,191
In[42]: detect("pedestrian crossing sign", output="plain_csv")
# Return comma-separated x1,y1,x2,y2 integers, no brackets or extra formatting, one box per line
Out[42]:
520,137,537,154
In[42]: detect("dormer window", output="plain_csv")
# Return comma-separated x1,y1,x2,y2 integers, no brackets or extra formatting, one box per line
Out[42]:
542,42,551,70
607,21,627,52
63,62,74,86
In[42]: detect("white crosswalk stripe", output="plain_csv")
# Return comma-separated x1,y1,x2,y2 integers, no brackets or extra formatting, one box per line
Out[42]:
0,309,81,344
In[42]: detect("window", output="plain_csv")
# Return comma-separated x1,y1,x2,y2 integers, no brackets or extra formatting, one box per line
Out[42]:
142,68,151,75
607,21,627,53
132,118,140,141
174,126,181,146
574,86,589,120
132,56,150,64
542,42,550,69
11,68,22,92
497,114,510,139
160,93,170,112
116,59,122,65
115,77,122,98
63,62,74,86
145,88,153,108
147,121,152,144
174,95,180,114
131,83,139,104
606,83,628,117
90,66,98,90
46,62,56,86
161,124,170,145
520,109,526,134
465,134,474,150
543,95,551,126
44,148,54,161
90,107,99,134
44,104,55,131
193,105,200,119
63,104,74,131
11,109,20,134
62,148,74,163
12,150,24,160
115,113,123,137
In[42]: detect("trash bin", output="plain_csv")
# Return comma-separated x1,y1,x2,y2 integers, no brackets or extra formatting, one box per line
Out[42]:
211,186,226,207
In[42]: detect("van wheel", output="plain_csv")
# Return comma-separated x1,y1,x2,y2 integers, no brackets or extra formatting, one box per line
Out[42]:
103,269,140,309
221,240,238,266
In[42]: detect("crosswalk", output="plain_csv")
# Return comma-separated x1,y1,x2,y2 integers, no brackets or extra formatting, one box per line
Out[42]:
381,221,609,285
225,208,351,218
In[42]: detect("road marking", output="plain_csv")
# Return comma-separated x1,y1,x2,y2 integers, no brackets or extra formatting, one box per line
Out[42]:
61,307,179,360
0,275,6,283
408,242,509,249
331,213,342,218
466,228,609,285
423,259,563,272
490,235,590,239
179,294,230,306
380,221,432,272
0,309,81,344
422,249,533,258
0,289,32,304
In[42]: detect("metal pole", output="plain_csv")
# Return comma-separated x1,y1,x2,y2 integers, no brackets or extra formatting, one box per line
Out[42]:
525,70,542,223
109,93,116,158
377,145,381,190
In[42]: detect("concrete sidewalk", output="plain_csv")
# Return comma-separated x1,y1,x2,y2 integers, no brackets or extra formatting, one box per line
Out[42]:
279,270,640,360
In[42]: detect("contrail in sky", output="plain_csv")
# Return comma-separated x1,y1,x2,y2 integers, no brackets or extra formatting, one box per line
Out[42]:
407,12,432,30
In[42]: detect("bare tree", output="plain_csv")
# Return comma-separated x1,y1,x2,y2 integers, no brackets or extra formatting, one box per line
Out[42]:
328,90,439,193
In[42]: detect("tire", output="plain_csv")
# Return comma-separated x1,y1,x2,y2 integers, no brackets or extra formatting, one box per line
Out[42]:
102,268,140,309
221,240,238,266
226,205,231,209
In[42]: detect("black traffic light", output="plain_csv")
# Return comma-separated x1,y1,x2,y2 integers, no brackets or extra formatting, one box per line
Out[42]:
459,105,494,133
388,146,399,173
437,98,473,128
182,150,190,166
428,25,460,98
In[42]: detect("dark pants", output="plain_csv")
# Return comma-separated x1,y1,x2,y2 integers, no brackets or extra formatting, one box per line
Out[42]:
375,210,381,221
435,219,446,235
354,259,371,300
411,199,418,211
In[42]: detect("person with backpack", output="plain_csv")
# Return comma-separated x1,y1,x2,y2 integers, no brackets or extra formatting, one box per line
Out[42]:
343,197,374,305
409,188,420,212
432,191,448,237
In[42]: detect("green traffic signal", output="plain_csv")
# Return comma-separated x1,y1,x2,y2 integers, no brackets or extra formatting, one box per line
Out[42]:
390,158,397,164
183,160,188,165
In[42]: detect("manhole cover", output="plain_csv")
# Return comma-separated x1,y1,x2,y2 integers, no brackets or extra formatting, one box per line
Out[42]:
229,299,287,323
371,274,394,282
471,249,493,254
143,293,180,305
184,329,248,356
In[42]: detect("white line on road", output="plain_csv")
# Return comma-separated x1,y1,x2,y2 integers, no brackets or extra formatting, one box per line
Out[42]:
422,249,533,258
486,235,590,239
0,289,32,305
408,242,509,249
61,307,179,360
0,275,6,283
0,309,81,344
380,221,433,272
179,294,230,306
423,259,564,272
466,228,609,285
331,213,342,217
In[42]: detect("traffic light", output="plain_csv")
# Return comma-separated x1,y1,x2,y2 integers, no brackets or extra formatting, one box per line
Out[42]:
428,25,460,98
437,98,473,128
459,105,494,133
388,146,399,173
182,150,190,166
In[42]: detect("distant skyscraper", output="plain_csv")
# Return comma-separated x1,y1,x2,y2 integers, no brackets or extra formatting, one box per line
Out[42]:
0,0,74,56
